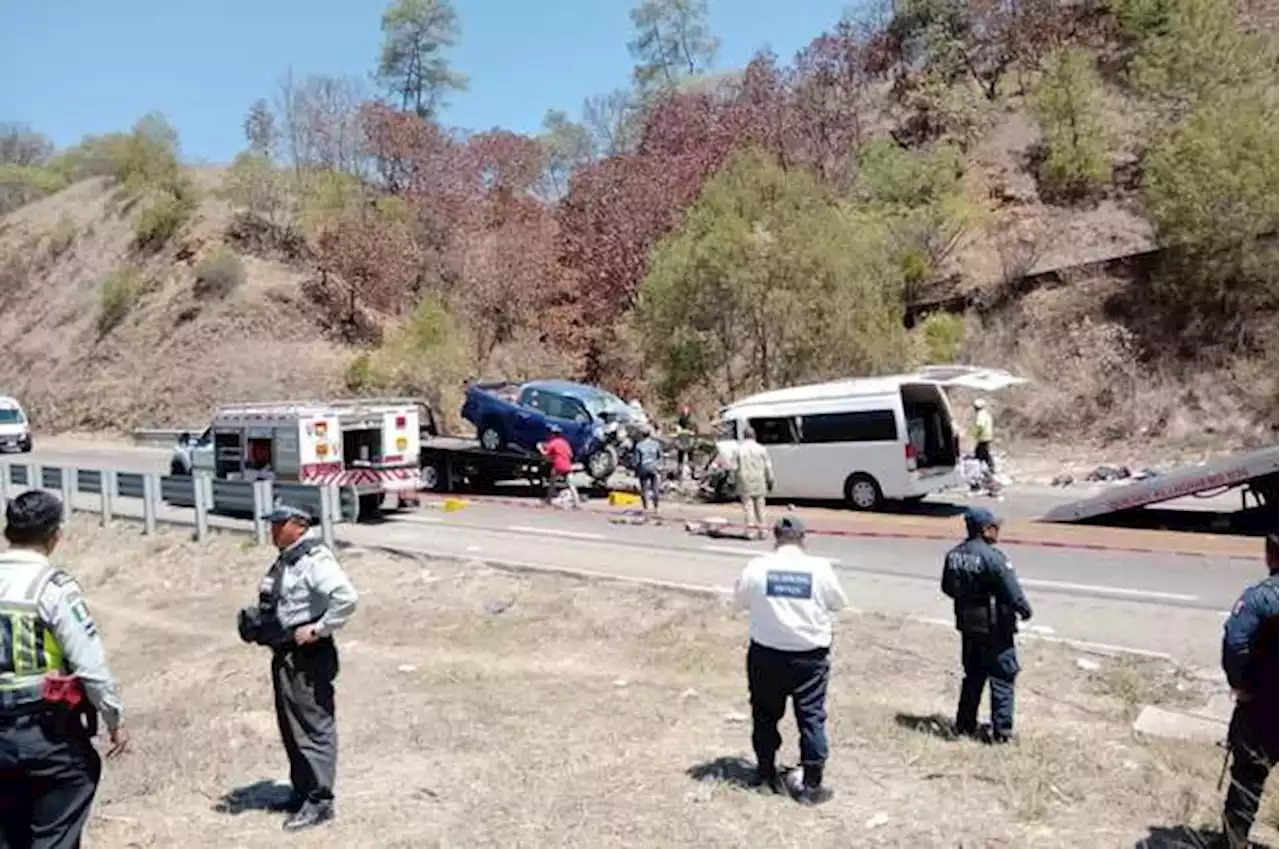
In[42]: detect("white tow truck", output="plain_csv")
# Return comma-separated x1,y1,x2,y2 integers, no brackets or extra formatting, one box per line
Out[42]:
184,398,426,518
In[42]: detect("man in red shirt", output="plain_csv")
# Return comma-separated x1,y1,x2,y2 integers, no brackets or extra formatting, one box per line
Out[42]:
539,425,580,508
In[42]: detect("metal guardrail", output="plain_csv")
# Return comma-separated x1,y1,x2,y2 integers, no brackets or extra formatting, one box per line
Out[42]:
0,461,347,546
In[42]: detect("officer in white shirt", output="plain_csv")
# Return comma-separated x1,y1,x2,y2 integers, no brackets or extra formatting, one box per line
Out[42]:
733,516,848,805
244,503,358,832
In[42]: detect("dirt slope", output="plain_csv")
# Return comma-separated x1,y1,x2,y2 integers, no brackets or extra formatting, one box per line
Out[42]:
0,177,349,431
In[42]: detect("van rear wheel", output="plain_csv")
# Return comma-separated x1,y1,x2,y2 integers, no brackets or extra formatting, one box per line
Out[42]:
843,474,883,511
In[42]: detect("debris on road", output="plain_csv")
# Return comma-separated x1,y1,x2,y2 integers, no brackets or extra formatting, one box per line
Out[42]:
1075,657,1101,672
865,812,890,829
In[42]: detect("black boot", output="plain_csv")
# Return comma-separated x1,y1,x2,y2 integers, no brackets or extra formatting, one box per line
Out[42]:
750,763,787,796
796,764,833,806
282,801,334,832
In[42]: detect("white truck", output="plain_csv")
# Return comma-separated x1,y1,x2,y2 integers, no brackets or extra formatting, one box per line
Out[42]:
184,398,425,518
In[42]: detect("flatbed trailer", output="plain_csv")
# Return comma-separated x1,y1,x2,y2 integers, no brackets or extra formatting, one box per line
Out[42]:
1041,445,1278,524
419,436,549,493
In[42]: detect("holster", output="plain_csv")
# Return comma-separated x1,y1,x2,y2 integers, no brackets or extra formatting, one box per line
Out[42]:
38,674,98,737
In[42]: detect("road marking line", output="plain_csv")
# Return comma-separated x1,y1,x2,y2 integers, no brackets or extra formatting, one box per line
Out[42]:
702,545,761,557
506,525,606,541
905,616,1173,660
1020,578,1197,602
1025,624,1057,635
397,514,442,524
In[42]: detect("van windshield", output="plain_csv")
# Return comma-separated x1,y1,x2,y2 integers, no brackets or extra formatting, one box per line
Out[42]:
0,408,25,425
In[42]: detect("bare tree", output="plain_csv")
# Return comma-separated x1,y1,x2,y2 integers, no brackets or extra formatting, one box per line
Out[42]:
274,71,371,178
0,123,54,167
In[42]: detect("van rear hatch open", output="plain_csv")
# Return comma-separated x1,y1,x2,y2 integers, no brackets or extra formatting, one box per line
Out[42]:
902,366,1029,473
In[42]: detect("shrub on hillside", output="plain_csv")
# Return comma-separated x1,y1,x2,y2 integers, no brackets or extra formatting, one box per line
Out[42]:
1031,48,1111,203
193,248,246,299
910,312,967,365
220,151,288,226
98,269,143,336
46,214,78,259
133,181,197,252
0,164,70,216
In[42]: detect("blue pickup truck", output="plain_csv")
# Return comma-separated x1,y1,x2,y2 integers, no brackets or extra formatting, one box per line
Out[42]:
460,379,643,482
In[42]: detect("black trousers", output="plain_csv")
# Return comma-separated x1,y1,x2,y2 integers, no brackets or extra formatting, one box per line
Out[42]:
637,470,660,511
1224,701,1279,843
746,641,831,771
272,640,339,806
0,711,101,849
956,633,1019,737
974,441,996,474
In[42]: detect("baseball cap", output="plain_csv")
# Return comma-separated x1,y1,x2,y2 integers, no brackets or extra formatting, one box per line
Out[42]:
773,515,807,536
261,503,313,524
963,506,1001,537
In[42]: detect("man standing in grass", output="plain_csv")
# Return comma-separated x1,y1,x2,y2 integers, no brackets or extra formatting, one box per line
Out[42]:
734,516,847,805
1218,531,1278,848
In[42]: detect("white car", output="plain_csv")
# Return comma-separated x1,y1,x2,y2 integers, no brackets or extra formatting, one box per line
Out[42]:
0,396,33,453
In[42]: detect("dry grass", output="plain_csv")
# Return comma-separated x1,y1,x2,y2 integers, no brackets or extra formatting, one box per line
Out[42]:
14,517,1273,849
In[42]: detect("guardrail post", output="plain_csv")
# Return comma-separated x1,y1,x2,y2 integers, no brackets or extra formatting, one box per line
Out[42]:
142,474,158,536
0,464,8,510
320,485,337,548
252,480,270,546
193,471,210,541
99,470,116,527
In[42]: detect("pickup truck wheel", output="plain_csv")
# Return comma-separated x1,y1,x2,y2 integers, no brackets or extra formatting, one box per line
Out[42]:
586,447,617,483
478,422,505,452
420,462,441,492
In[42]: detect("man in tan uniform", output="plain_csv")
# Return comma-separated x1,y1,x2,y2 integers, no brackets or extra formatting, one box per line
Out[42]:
735,426,775,540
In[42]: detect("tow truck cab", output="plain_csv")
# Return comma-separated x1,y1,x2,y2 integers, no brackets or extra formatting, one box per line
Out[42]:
188,398,424,516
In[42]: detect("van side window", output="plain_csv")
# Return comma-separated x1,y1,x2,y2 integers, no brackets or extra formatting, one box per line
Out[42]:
798,411,897,444
747,417,797,445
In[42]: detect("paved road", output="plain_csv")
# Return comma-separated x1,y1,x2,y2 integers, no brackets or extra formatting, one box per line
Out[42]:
18,436,1252,521
42,477,1255,671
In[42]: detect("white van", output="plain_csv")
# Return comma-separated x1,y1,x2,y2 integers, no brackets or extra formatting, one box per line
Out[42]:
715,366,1026,510
0,396,33,453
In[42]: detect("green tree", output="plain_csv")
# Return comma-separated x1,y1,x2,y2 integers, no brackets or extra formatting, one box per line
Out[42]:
377,0,468,118
537,109,595,200
636,148,908,403
853,139,979,300
628,0,719,93
1030,48,1111,202
243,98,278,158
1127,0,1276,118
1142,95,1278,327
220,152,289,226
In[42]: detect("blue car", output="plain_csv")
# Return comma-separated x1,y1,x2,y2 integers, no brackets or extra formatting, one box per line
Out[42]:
460,379,642,482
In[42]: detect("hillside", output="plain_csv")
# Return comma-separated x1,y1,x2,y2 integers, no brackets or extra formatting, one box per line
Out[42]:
0,177,350,430
0,0,1275,453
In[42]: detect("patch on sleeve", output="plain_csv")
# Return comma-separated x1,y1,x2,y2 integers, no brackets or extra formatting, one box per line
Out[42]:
69,598,98,638
1231,599,1245,617
765,570,813,600
49,569,77,588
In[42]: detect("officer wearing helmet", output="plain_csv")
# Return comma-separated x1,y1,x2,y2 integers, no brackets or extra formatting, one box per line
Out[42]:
239,502,358,832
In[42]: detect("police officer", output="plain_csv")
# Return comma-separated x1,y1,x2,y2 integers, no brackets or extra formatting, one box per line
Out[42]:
733,516,848,804
255,503,358,832
1218,531,1278,848
942,506,1032,743
0,490,127,848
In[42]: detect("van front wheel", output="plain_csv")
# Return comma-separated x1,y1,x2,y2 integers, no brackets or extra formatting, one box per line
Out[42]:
843,474,883,511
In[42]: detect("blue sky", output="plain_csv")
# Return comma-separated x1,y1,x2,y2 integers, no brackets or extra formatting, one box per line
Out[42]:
0,0,854,164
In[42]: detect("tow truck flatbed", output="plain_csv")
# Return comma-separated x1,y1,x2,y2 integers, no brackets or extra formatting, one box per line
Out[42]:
419,436,547,493
1041,445,1278,524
